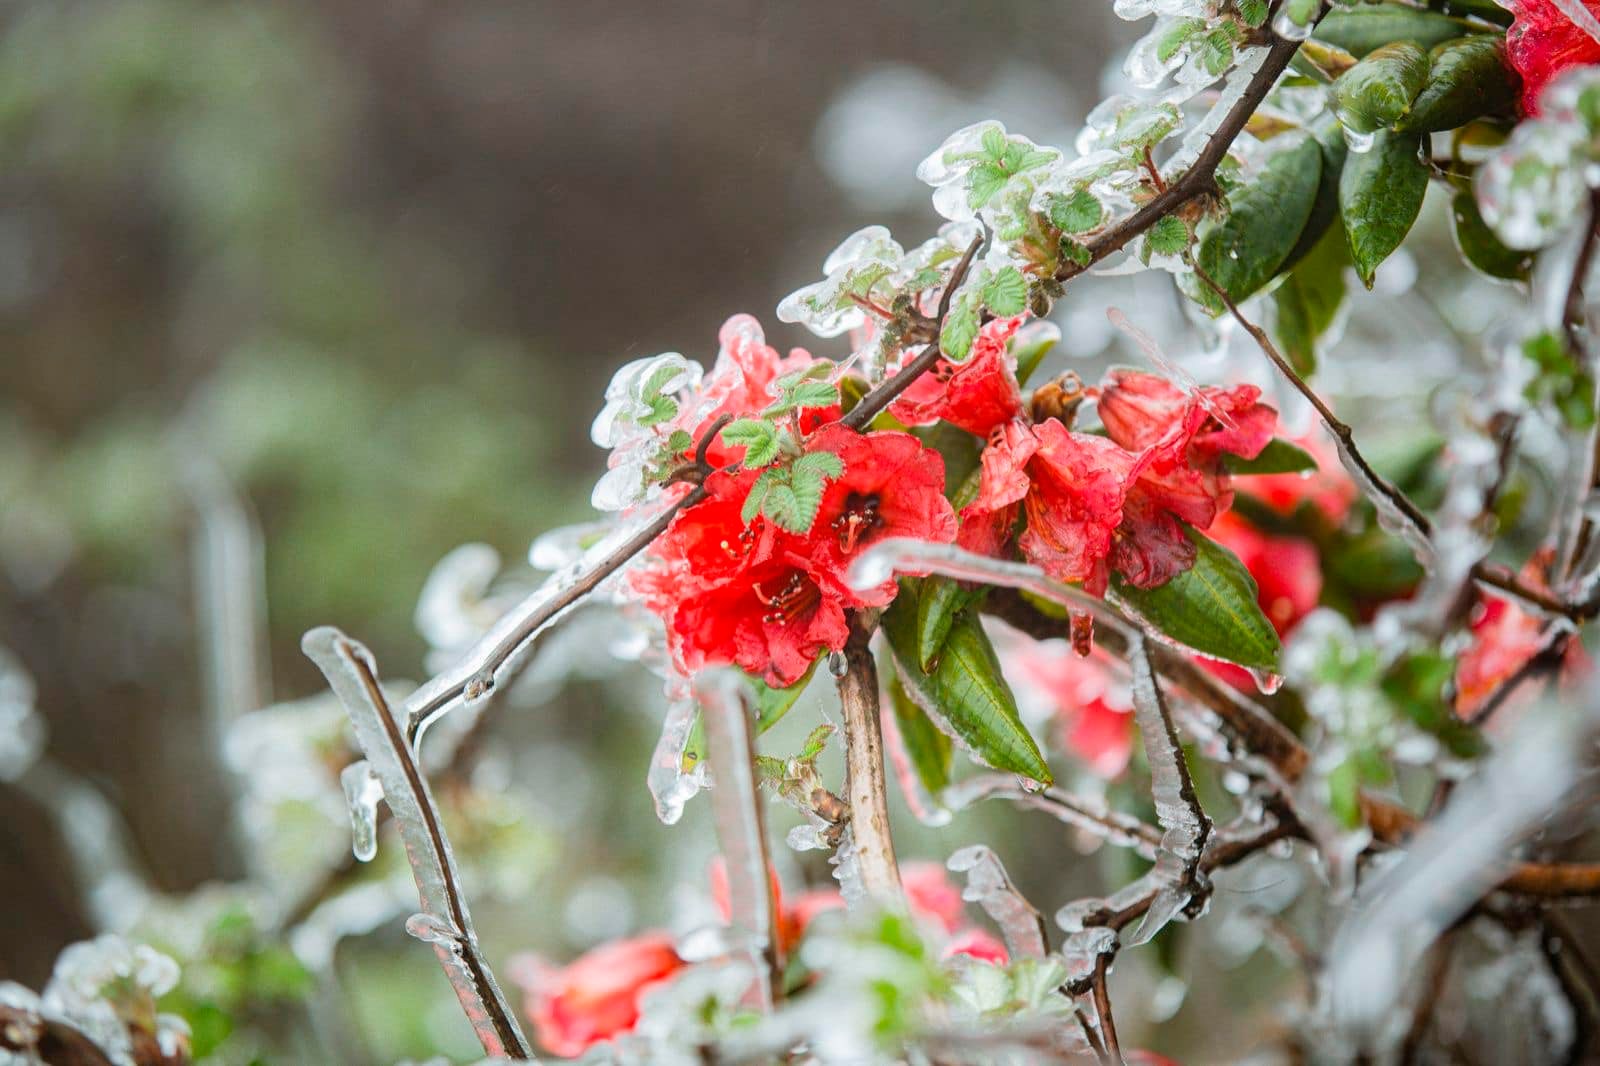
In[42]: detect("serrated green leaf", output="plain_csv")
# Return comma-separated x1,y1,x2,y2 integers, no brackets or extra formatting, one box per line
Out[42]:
1450,187,1532,281
636,393,678,428
940,296,982,360
1238,0,1269,28
1224,437,1319,475
1061,238,1092,267
981,126,1008,159
1199,29,1235,76
1146,215,1191,257
982,266,1028,316
887,673,953,800
788,380,841,411
1016,148,1059,173
1157,17,1207,63
968,163,1008,210
883,586,1052,783
1339,129,1428,288
761,482,808,532
1401,36,1516,133
913,576,974,672
793,448,844,482
1111,525,1280,671
1049,188,1105,235
722,418,781,468
1313,3,1483,58
1333,41,1429,134
798,723,835,761
742,468,780,524
1184,132,1323,314
1273,221,1348,376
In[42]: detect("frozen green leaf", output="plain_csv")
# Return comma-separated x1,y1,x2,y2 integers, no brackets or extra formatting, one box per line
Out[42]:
1237,0,1269,28
1185,132,1323,313
1333,41,1429,134
1339,129,1428,288
1273,222,1348,376
982,266,1028,316
888,673,953,800
1146,215,1192,257
1313,3,1483,58
1112,526,1280,671
1157,17,1207,63
940,294,982,360
1401,36,1516,133
1048,188,1105,235
1450,187,1532,281
914,576,974,672
883,586,1051,783
968,163,1008,209
721,418,782,468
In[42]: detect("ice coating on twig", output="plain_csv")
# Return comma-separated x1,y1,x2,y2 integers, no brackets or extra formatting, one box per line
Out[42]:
696,669,781,1008
339,760,384,863
1326,703,1598,1053
941,774,1163,861
648,692,708,825
1333,432,1437,567
1060,926,1119,989
402,512,660,750
301,626,534,1061
947,845,1047,960
1125,635,1213,945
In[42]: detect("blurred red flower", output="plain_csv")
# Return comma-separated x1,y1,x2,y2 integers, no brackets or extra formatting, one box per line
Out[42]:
519,934,685,1058
1504,0,1599,114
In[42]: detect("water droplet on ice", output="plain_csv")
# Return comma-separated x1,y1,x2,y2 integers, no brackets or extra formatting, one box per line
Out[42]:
404,913,462,950
1249,668,1284,695
827,651,849,678
340,760,384,863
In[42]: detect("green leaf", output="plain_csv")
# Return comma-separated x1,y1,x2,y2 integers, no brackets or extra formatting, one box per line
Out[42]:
1401,36,1516,133
1111,525,1280,671
1048,187,1105,235
887,673,953,799
1281,119,1348,271
1015,148,1060,174
1156,17,1207,62
1313,3,1483,59
940,294,982,360
1224,437,1319,475
914,576,973,672
742,467,781,524
1185,132,1323,313
981,125,1008,159
1339,129,1429,288
1145,215,1191,257
1333,41,1430,134
797,722,835,761
883,586,1052,783
1273,221,1348,376
785,380,841,411
792,448,843,482
1012,325,1059,388
762,482,809,532
1199,29,1235,76
722,418,781,468
968,163,1008,210
981,266,1028,316
1237,0,1269,28
1451,187,1532,281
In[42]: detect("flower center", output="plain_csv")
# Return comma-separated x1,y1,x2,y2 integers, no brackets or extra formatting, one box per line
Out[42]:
754,570,821,625
717,526,758,561
832,492,883,554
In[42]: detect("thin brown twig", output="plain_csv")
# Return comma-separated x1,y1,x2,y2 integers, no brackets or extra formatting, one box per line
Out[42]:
1090,955,1123,1065
835,615,904,905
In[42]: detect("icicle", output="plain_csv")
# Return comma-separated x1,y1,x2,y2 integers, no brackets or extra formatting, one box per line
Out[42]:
339,760,384,863
829,827,869,910
1059,927,1119,989
0,645,44,781
647,695,708,826
946,845,1047,960
1125,636,1213,945
695,669,779,1009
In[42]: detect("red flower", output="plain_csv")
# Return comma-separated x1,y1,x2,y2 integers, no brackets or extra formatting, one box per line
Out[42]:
518,934,684,1057
1097,369,1275,470
806,424,959,601
890,316,1026,436
1207,512,1322,636
1505,0,1599,114
1018,420,1143,595
633,428,954,687
942,927,1010,965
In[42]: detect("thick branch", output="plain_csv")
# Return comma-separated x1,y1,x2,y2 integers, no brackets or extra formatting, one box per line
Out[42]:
835,617,904,905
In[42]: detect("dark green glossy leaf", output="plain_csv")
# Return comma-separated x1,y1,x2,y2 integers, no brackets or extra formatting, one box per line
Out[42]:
1451,187,1533,280
1314,3,1483,58
1224,437,1319,475
887,673,953,799
1333,41,1429,134
1273,222,1349,376
1339,129,1429,288
1184,132,1323,314
1282,119,1349,271
1111,526,1280,672
1401,36,1516,133
914,576,977,671
883,586,1052,783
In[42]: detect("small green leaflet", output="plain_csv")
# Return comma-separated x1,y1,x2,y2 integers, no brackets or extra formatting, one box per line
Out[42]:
743,449,845,532
765,364,840,417
882,583,1052,783
1048,188,1106,235
1145,215,1191,258
981,266,1028,317
1224,437,1319,475
636,362,686,427
1237,0,1269,27
680,660,821,773
720,418,784,468
940,291,982,361
1111,525,1280,672
1156,17,1206,64
1339,129,1428,288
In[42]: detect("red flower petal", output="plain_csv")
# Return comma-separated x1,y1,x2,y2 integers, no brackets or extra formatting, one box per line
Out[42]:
889,316,1027,437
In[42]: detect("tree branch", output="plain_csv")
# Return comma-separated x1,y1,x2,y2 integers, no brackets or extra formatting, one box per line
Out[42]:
835,616,904,906
1089,955,1123,1066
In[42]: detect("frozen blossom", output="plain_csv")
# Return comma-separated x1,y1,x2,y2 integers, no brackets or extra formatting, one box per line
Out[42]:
916,121,1062,225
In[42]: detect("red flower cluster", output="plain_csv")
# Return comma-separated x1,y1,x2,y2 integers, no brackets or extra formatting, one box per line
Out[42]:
891,317,1278,595
1505,0,1600,114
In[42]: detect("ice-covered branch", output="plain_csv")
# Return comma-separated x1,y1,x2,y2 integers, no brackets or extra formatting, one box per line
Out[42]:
834,617,905,907
947,845,1048,960
695,669,783,1007
301,627,533,1061
941,774,1163,861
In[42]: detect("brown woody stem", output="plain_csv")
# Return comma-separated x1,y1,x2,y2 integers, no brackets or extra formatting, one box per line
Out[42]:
835,616,904,906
